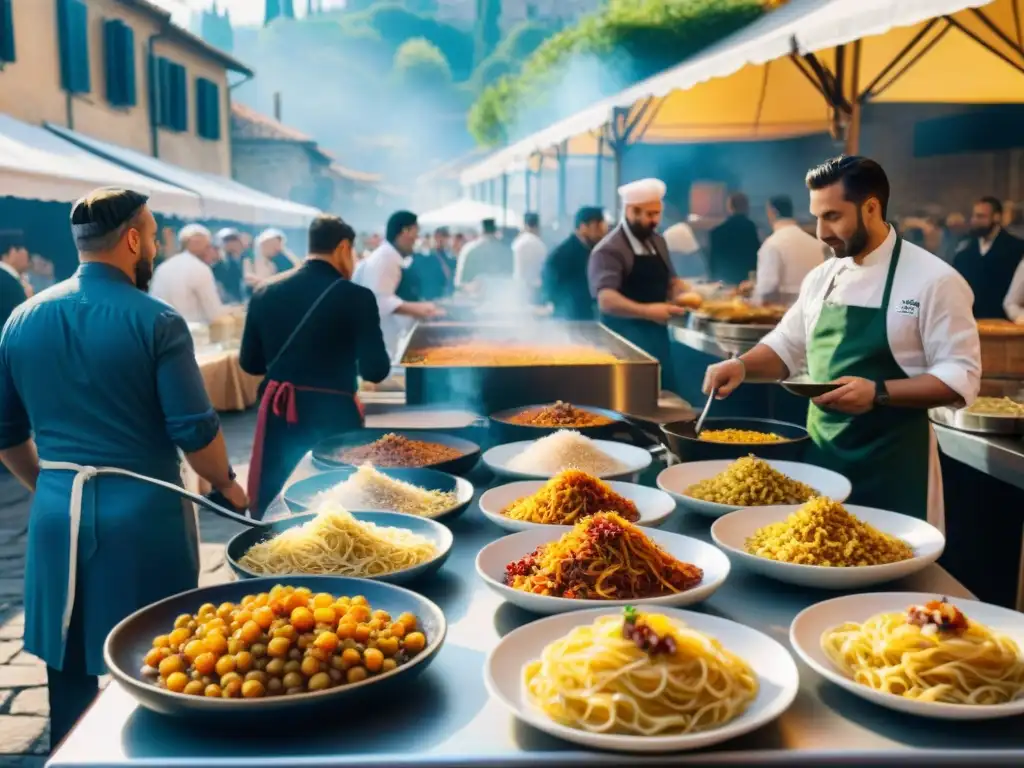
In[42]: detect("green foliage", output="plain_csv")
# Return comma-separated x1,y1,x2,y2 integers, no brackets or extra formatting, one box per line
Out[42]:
469,0,770,147
497,21,556,62
474,0,503,66
471,54,516,92
393,37,453,90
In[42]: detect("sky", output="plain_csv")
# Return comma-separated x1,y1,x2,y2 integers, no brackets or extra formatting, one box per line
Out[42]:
149,0,348,28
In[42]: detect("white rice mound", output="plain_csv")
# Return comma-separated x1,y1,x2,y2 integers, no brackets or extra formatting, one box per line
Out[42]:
313,464,457,518
505,430,627,476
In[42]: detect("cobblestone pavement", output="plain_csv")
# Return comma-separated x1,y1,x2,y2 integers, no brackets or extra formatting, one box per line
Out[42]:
0,410,258,766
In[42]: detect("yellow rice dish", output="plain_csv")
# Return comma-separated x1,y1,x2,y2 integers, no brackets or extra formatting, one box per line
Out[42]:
685,455,817,506
699,429,785,444
965,397,1024,417
744,497,914,567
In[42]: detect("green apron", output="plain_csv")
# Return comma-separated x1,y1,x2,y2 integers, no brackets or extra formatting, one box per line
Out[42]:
806,236,930,520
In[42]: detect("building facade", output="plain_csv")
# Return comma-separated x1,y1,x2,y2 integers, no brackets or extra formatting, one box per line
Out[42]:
0,0,251,177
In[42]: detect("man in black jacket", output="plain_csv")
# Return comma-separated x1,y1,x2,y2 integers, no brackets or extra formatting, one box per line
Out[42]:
708,192,760,286
953,196,1024,319
542,207,607,320
0,232,30,328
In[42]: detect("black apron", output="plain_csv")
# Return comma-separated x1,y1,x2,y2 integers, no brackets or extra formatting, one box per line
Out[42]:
600,245,676,393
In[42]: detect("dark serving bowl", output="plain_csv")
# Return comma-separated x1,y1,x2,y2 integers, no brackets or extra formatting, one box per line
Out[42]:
282,467,475,523
311,429,481,476
488,403,627,442
660,417,809,462
104,576,446,722
225,510,454,583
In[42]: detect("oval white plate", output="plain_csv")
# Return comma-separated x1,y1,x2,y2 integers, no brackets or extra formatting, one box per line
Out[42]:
791,592,1024,720
486,607,799,753
711,504,945,589
475,526,729,614
482,439,652,481
478,480,676,533
657,459,851,518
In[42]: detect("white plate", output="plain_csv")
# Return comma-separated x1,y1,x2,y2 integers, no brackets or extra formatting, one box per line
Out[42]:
486,607,799,753
657,459,851,518
478,480,676,533
475,526,729,614
791,592,1024,720
481,439,652,481
711,504,945,589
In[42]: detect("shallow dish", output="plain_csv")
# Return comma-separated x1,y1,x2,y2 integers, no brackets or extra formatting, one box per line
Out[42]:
478,479,676,533
710,504,945,589
660,417,809,463
311,429,480,476
791,592,1024,720
226,510,454,584
485,607,799,753
481,439,652,481
104,576,446,720
489,403,625,441
475,526,729,614
781,379,843,398
656,459,851,518
282,467,474,523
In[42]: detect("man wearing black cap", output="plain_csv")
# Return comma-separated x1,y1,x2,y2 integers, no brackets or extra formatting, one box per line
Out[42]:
0,231,30,328
455,218,514,289
0,187,247,748
542,207,608,320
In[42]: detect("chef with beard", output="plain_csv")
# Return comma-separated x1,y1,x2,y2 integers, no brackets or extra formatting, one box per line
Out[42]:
588,179,694,393
703,156,981,528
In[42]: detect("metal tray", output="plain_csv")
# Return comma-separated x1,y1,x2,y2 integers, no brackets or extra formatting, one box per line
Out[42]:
710,321,776,343
929,406,1024,436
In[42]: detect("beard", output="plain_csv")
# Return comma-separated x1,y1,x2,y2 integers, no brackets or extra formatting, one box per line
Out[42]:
134,258,154,292
969,224,997,239
825,210,870,259
626,219,656,241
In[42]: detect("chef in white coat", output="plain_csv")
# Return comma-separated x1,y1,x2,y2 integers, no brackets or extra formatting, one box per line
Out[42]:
704,156,981,530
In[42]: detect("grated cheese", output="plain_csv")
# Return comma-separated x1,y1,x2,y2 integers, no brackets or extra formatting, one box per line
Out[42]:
313,464,458,518
506,430,627,476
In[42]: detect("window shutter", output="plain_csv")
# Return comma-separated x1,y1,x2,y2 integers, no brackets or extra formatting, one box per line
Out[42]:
57,0,90,94
0,0,15,64
196,78,221,141
170,62,188,131
104,20,136,107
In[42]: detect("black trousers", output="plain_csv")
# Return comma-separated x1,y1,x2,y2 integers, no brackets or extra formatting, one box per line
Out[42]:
46,592,99,752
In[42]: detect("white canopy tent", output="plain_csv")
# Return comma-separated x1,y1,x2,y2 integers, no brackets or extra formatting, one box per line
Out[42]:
418,199,524,230
0,114,202,217
47,124,320,228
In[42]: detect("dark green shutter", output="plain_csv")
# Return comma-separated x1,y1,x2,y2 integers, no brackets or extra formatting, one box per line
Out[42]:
196,78,221,140
104,20,136,107
0,0,15,64
57,0,90,94
170,62,187,131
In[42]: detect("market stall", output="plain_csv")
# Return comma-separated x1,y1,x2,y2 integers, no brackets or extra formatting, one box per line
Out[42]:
191,310,262,413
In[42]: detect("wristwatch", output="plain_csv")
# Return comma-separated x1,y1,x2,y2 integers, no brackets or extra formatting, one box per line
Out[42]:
873,380,891,407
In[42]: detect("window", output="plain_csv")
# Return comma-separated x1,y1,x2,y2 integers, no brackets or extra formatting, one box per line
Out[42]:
150,55,188,131
104,19,135,107
57,0,90,94
0,0,15,65
195,77,221,140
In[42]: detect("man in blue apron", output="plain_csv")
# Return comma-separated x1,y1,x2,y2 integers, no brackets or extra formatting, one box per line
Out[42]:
588,178,692,393
703,157,981,527
0,188,248,749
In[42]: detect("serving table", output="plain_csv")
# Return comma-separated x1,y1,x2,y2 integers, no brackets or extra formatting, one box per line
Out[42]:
50,451,1024,767
195,349,262,413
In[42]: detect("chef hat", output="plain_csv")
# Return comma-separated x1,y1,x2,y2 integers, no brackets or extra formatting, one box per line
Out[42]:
255,228,286,248
215,227,241,245
618,178,667,206
178,224,211,245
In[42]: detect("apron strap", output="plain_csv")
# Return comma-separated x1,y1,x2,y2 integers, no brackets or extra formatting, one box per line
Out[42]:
880,234,903,311
264,276,346,379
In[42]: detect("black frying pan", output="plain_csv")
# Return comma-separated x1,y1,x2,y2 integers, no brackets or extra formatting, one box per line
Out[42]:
660,417,810,462
312,429,481,476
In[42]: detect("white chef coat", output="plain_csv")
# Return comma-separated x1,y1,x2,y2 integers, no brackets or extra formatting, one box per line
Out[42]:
760,226,982,532
1003,257,1024,322
512,231,547,288
149,251,227,325
753,220,827,304
352,241,411,360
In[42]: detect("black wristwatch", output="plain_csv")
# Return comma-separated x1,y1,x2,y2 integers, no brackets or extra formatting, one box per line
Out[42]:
873,380,890,407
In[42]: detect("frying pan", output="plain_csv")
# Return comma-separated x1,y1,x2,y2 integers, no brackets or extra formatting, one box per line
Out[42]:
781,379,843,398
282,467,474,523
104,575,446,721
312,429,481,476
488,403,626,441
660,417,809,462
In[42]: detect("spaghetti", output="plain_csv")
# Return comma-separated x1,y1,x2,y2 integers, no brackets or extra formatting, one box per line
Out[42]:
524,607,758,735
502,470,640,525
822,599,1024,705
239,504,438,577
504,512,703,599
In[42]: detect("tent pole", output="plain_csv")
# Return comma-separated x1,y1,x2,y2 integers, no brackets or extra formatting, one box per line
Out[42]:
613,145,623,219
525,167,532,212
536,160,543,218
557,140,568,225
501,173,508,228
595,135,605,209
846,41,862,155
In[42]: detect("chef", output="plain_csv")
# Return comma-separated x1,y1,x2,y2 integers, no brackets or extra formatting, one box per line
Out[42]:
588,178,692,393
703,156,981,528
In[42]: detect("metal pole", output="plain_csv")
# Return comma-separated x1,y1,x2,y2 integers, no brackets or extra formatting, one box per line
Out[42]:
557,140,568,225
501,172,509,228
525,168,532,212
595,136,605,208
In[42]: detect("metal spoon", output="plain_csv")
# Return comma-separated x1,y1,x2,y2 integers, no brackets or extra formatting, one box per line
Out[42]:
695,386,717,435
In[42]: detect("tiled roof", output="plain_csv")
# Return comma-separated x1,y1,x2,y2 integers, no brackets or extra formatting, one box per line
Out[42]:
231,103,316,144
329,163,381,184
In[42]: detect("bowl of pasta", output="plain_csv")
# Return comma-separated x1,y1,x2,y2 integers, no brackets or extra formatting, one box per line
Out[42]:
790,592,1024,719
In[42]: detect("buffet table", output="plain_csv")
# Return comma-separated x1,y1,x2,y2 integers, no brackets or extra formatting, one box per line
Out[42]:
49,453,1024,767
196,349,262,412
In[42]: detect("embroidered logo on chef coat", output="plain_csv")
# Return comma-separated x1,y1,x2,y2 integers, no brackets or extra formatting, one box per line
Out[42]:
896,298,920,317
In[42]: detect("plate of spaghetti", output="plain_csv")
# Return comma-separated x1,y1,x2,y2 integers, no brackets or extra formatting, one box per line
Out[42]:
225,505,453,585
485,606,798,752
475,512,728,614
791,592,1024,719
478,471,676,533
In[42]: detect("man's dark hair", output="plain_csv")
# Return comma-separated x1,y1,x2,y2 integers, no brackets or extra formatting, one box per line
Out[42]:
0,230,23,257
481,218,497,234
806,155,891,219
386,211,418,243
308,214,355,254
727,192,749,216
574,207,604,228
523,212,540,229
978,196,1003,216
433,226,450,237
768,195,793,219
70,188,149,252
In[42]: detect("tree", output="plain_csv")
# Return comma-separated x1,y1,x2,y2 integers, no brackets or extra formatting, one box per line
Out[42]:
394,37,453,91
474,0,502,66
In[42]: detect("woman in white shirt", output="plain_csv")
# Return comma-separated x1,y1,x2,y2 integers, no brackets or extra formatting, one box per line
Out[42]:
704,156,980,530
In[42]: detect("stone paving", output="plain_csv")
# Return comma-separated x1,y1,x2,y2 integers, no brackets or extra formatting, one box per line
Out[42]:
0,410,258,766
